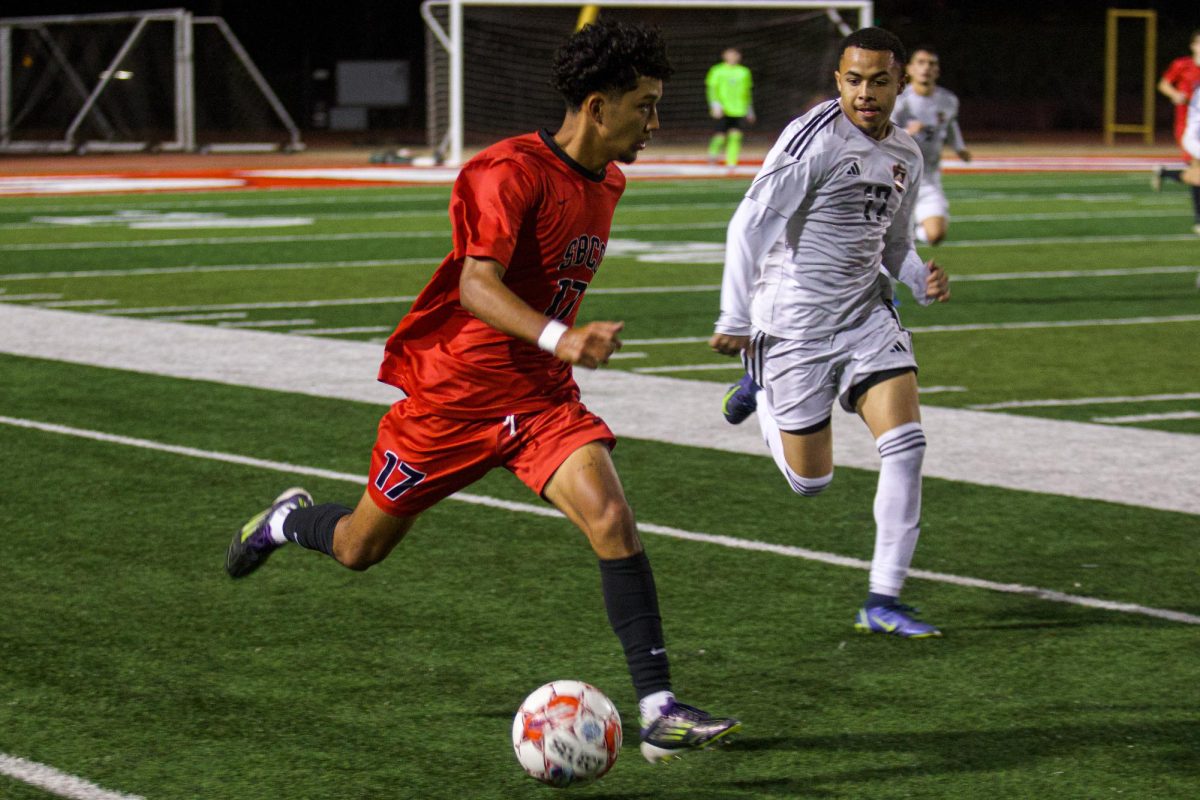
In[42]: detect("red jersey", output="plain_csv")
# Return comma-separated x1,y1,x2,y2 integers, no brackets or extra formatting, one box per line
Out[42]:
378,130,625,418
1162,56,1200,139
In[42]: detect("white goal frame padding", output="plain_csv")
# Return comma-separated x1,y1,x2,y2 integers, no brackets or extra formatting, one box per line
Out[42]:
0,8,303,153
421,0,874,165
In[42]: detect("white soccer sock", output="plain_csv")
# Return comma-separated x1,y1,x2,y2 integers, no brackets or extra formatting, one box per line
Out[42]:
869,422,926,596
757,394,833,496
267,506,291,545
639,690,675,726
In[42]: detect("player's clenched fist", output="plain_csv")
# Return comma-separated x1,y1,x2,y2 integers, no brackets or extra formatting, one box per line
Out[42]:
925,260,950,302
557,321,624,369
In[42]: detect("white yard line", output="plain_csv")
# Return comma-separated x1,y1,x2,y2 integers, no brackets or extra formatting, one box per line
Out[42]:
0,259,434,282
297,325,392,335
1093,411,1200,424
37,299,119,308
0,231,441,252
948,265,1199,281
216,318,315,329
939,233,1200,248
0,753,144,800
969,393,1200,410
3,413,1197,627
908,314,1200,333
0,305,1196,516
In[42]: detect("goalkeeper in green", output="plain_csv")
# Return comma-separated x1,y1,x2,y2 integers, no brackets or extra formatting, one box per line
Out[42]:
706,48,755,167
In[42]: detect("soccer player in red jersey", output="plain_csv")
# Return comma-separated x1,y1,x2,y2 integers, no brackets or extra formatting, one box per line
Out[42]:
1158,29,1200,160
1153,28,1200,231
226,19,740,762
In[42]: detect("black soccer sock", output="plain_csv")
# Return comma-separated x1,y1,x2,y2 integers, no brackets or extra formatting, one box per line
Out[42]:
1192,185,1200,223
1162,167,1184,183
282,503,351,557
598,552,672,700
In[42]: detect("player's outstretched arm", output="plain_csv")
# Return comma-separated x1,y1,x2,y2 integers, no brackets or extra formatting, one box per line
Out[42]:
460,256,622,369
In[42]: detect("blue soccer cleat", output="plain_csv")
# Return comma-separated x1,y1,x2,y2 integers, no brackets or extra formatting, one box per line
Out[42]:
721,373,760,425
225,487,312,578
854,603,942,639
640,700,742,763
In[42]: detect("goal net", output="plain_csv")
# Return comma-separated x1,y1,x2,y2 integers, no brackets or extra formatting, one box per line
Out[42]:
422,0,872,164
0,9,302,153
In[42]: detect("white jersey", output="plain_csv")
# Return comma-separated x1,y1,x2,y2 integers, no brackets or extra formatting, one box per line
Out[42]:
891,85,964,177
715,99,929,340
1184,87,1200,160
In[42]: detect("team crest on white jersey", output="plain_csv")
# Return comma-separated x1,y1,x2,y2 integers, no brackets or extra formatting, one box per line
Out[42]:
892,163,908,193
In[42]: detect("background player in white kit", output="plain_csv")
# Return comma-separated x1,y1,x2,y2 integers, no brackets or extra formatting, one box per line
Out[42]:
710,27,951,638
891,46,970,245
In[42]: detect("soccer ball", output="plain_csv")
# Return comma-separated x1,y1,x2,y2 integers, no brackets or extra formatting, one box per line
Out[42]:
512,680,622,788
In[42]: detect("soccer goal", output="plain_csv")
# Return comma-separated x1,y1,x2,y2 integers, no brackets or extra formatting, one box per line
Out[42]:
421,0,873,165
0,8,303,154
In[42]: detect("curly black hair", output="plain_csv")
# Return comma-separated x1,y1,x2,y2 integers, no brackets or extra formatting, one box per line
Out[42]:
838,26,907,69
551,19,674,109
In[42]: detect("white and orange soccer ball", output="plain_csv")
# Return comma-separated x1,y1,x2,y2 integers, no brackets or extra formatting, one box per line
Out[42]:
512,680,622,788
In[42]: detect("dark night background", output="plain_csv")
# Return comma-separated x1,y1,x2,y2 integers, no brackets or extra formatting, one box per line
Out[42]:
2,0,1197,146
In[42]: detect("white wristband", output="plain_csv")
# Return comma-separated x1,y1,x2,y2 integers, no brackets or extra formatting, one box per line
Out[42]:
537,319,568,354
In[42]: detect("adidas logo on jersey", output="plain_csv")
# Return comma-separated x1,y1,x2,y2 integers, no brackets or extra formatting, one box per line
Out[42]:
846,161,861,176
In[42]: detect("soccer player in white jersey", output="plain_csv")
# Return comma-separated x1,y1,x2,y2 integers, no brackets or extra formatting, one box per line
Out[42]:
709,27,951,639
891,46,970,245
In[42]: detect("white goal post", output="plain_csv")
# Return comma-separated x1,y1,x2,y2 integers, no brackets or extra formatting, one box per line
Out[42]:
0,8,303,154
421,0,874,165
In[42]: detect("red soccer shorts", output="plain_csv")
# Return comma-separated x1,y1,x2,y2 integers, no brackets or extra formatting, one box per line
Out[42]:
366,398,616,517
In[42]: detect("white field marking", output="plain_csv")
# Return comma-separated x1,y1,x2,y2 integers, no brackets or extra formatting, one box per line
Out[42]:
970,393,1200,411
0,752,144,800
909,314,1200,333
0,230,442,252
0,192,452,214
950,209,1183,222
0,258,434,282
38,299,119,308
0,293,63,301
3,412,1197,626
156,312,248,322
1094,411,1200,424
294,325,392,335
633,363,738,373
97,296,420,315
622,336,708,345
3,305,1197,516
939,233,1200,248
949,265,1199,281
217,318,314,329
607,351,647,360
0,176,243,195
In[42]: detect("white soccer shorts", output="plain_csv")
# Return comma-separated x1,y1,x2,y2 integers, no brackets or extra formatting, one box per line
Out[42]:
914,172,949,223
745,302,918,432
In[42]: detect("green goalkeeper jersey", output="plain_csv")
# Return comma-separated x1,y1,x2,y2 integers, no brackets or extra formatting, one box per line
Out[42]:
706,62,753,117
